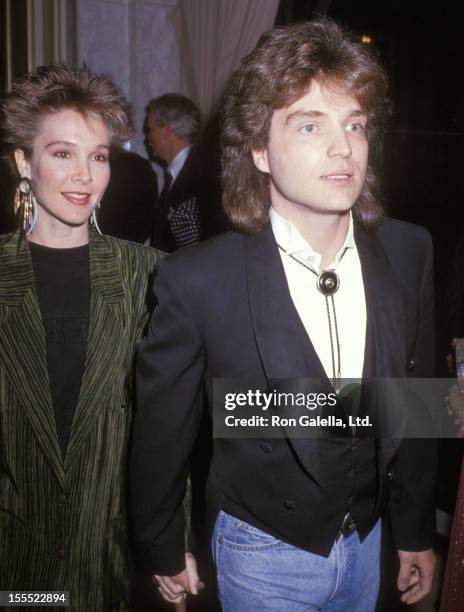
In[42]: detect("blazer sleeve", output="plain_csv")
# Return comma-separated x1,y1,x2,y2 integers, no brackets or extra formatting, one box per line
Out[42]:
387,230,437,551
130,259,205,575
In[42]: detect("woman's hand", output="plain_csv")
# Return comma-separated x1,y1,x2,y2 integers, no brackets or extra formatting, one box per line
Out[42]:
154,552,205,605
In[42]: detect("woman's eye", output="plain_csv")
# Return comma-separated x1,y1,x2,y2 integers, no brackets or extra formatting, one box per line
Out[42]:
53,151,70,158
93,154,108,162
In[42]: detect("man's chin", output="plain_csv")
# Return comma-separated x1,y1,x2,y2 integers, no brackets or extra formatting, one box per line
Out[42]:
313,203,356,216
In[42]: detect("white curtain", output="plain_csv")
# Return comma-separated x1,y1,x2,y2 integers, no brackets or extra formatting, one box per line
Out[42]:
173,0,280,118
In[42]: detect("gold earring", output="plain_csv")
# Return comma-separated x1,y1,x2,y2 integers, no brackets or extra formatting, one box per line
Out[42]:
14,178,37,234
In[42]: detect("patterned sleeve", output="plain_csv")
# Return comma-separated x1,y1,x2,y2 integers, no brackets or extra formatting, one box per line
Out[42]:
169,198,201,247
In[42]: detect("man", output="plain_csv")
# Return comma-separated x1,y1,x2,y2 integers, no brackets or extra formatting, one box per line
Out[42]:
131,18,436,611
145,93,215,252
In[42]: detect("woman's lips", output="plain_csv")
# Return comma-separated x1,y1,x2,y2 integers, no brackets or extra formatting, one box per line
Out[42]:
62,192,91,206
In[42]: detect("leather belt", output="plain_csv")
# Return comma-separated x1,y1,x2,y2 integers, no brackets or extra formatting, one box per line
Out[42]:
337,512,357,539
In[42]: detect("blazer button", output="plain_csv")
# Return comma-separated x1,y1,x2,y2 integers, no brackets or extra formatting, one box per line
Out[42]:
283,499,296,510
407,358,416,371
261,442,272,453
55,495,66,507
56,547,66,560
386,469,394,480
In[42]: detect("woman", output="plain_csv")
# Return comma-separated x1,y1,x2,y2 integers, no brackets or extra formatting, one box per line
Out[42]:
0,64,191,610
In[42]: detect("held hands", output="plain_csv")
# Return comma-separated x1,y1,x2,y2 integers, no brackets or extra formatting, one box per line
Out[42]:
154,552,205,605
397,548,436,605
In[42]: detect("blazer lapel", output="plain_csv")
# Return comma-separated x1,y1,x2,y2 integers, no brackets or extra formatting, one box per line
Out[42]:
245,225,337,482
355,221,406,380
355,221,406,466
64,231,126,468
245,221,409,475
0,232,65,487
245,224,327,379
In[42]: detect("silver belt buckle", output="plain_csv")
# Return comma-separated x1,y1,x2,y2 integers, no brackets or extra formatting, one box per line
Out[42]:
337,512,357,539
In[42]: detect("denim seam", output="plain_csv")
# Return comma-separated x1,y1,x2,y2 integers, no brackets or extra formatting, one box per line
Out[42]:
220,539,283,551
215,511,227,609
328,537,343,602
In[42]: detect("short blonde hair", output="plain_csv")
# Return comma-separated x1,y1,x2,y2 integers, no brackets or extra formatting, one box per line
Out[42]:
1,64,134,175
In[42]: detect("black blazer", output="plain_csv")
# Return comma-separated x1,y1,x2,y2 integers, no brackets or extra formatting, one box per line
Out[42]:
152,147,224,252
99,150,159,244
151,150,200,252
131,217,437,575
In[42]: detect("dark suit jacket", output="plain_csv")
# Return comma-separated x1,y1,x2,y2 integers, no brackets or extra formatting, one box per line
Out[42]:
0,230,159,610
131,217,437,576
151,147,224,252
99,150,159,244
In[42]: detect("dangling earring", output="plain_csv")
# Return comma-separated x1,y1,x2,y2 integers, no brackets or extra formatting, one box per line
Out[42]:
14,177,38,235
90,202,102,236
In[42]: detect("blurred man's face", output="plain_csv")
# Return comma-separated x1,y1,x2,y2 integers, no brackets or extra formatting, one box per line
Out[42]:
145,111,170,163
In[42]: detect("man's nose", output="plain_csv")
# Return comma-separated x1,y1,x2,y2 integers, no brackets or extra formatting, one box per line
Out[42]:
327,128,352,158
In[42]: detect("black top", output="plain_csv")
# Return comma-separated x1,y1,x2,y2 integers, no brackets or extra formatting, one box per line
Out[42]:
30,242,90,458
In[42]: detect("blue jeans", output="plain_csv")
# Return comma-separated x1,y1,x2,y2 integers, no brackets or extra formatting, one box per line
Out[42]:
212,510,381,611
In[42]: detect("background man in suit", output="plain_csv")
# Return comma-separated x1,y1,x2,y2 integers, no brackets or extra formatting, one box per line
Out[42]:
145,93,207,251
131,18,436,611
98,149,159,244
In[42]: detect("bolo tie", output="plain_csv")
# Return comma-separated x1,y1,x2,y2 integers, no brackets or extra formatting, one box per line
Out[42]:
278,245,341,391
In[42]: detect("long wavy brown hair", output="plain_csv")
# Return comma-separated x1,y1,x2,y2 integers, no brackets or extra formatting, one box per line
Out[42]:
221,17,391,234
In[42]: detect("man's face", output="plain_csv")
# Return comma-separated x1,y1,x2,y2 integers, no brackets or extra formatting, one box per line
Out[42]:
145,111,170,162
252,80,369,220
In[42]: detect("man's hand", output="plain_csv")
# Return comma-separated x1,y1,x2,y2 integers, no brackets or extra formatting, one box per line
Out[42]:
154,552,205,604
397,548,436,605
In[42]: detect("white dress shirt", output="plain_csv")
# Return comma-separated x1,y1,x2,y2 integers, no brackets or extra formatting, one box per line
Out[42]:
167,144,193,185
270,207,366,381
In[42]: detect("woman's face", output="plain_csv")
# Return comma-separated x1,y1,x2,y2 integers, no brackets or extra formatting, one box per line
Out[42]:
15,108,111,239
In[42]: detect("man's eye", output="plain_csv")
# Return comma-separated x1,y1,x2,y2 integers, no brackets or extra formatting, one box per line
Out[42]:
349,123,365,133
299,124,317,134
54,151,70,158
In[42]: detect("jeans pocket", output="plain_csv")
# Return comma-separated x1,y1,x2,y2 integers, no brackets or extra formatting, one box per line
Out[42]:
218,510,281,551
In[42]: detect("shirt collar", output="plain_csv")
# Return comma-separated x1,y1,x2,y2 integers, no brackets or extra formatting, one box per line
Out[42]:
269,207,355,269
167,144,192,183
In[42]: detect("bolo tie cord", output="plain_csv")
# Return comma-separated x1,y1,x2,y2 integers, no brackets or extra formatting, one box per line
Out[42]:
277,244,341,390
325,293,341,391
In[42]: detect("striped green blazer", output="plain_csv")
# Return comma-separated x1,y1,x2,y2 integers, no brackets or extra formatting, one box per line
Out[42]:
0,229,160,610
